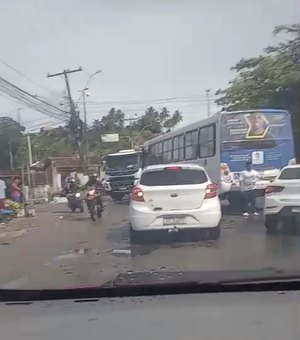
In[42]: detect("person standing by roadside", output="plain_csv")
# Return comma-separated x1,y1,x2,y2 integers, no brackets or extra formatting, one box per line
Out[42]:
11,177,22,202
240,161,260,217
0,178,6,210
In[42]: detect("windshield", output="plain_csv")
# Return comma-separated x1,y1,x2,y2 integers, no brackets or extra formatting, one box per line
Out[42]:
140,168,207,186
0,0,299,294
279,168,300,180
106,154,139,170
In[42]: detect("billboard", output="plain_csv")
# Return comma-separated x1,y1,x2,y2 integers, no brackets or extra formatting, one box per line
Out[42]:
101,134,119,142
221,111,294,170
221,111,290,149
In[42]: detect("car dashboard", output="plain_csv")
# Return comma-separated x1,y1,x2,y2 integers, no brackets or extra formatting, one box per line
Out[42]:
1,291,299,339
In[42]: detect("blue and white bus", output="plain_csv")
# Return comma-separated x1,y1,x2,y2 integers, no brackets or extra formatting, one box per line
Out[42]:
141,109,295,207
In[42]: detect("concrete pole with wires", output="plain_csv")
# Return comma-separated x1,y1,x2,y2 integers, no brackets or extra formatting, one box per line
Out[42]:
205,89,211,117
81,88,89,171
47,68,86,169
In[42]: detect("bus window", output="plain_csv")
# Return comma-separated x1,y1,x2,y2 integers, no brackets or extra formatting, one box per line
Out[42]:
199,124,216,158
185,129,198,160
144,144,155,166
173,134,184,161
163,138,172,163
154,141,163,163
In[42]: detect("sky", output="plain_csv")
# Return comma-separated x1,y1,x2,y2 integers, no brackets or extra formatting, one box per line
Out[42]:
0,0,299,131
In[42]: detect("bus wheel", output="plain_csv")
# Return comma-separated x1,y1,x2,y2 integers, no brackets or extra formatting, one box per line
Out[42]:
227,192,243,214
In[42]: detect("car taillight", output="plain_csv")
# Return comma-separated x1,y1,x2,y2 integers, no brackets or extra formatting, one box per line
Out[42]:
131,187,144,202
265,185,284,194
164,166,182,170
204,183,218,199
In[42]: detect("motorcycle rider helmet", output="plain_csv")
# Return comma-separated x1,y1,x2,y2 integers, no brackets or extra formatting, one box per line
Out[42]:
89,172,97,179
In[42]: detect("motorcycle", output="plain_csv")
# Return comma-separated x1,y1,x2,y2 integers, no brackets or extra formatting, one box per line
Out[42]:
66,191,84,213
86,188,102,221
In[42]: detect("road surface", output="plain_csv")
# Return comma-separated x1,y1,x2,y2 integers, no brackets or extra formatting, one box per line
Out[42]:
0,197,300,289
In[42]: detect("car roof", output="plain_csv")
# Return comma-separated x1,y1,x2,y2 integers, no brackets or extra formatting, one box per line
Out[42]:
282,164,300,170
142,163,205,172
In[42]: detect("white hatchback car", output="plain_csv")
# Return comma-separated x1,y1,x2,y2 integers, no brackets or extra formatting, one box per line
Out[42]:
264,165,300,233
129,163,222,243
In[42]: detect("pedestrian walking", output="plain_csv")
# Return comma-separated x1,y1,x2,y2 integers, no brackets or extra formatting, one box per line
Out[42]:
0,178,6,210
240,161,260,217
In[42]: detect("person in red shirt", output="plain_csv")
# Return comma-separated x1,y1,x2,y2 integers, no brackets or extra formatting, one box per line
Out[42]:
11,178,22,202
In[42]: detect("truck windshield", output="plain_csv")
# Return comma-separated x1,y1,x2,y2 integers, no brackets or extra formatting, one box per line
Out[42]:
106,154,139,170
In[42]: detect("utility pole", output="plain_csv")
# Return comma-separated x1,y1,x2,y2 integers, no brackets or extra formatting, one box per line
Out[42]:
26,133,35,216
8,141,13,169
47,68,86,170
47,68,82,117
205,89,211,117
27,134,33,165
81,88,89,170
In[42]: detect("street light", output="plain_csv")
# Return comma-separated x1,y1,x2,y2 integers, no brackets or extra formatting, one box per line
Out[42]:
132,124,153,147
120,136,134,148
75,69,102,174
75,69,102,109
78,88,90,128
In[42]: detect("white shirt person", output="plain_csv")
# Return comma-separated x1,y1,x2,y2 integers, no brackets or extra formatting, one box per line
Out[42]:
239,161,259,217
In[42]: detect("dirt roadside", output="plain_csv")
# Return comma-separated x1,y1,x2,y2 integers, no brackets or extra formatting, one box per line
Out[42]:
0,216,38,245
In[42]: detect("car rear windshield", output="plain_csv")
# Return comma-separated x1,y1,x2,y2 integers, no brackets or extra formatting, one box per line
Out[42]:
279,168,300,180
140,168,208,186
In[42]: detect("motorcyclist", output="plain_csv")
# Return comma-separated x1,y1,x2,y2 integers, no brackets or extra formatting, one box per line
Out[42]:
84,173,104,212
64,177,80,194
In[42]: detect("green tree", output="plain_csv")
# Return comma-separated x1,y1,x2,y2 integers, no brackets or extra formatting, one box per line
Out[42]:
163,109,183,130
100,108,125,132
92,119,103,132
215,23,300,161
134,106,183,133
0,117,25,169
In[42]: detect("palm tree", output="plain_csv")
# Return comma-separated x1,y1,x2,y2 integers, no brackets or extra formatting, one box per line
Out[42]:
92,119,102,131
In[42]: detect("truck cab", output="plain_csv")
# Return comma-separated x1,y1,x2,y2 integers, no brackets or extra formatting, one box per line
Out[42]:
103,149,141,200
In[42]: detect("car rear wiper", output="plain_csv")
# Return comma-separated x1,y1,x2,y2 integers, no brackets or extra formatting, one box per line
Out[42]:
1,270,300,302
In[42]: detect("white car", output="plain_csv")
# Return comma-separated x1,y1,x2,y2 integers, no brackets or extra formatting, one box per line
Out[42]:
129,163,222,243
264,165,300,233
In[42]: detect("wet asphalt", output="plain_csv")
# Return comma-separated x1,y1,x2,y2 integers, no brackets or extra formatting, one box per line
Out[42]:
0,197,300,289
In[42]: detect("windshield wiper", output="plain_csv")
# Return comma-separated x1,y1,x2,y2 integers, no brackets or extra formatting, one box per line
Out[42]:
1,270,300,302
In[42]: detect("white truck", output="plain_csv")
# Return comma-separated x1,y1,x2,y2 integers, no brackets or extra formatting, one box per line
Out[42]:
102,149,141,200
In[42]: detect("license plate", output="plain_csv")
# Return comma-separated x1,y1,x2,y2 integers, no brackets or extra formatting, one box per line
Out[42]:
292,208,300,213
163,217,186,225
119,186,127,191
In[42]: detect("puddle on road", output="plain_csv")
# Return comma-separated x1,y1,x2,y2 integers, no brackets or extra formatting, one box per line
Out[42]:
47,248,102,264
111,249,131,256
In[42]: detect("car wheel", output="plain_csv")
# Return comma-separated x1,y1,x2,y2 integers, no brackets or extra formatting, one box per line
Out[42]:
265,215,278,233
210,225,221,240
80,203,84,213
227,192,243,214
112,193,125,201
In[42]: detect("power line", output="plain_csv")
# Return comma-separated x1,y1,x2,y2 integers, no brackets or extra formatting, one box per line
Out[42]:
76,94,217,107
0,59,52,93
0,76,68,121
